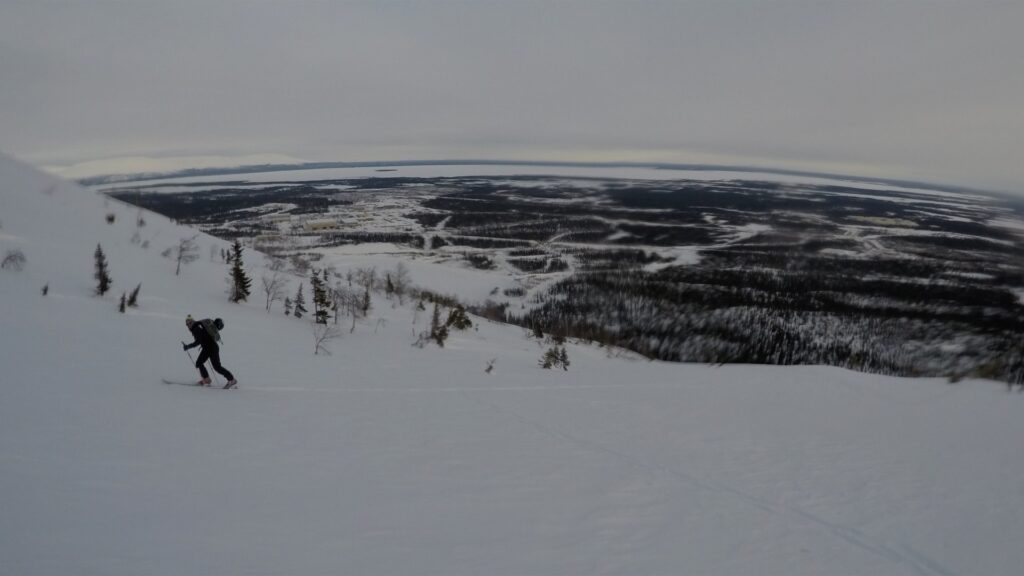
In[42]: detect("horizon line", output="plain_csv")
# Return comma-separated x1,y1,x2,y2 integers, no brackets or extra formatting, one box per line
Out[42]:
78,158,1000,197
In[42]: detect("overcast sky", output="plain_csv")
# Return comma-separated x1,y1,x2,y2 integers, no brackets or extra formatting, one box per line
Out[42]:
1,0,1022,191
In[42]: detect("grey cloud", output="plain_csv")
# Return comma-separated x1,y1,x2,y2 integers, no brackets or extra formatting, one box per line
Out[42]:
1,0,1022,192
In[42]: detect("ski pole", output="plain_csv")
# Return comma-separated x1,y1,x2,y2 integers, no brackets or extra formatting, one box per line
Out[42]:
182,341,198,373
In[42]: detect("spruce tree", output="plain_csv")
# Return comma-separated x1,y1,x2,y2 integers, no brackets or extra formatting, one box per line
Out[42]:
309,270,321,319
540,346,559,369
283,296,293,316
293,284,307,319
446,305,472,330
539,346,569,370
93,244,112,296
228,240,252,303
310,269,329,324
127,283,141,307
118,292,127,313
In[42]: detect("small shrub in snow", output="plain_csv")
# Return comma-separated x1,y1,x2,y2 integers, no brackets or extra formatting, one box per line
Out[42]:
41,283,49,296
171,236,199,275
431,303,449,347
261,271,287,313
361,286,372,315
313,323,342,356
446,305,472,330
414,303,449,347
540,345,570,370
1,249,26,271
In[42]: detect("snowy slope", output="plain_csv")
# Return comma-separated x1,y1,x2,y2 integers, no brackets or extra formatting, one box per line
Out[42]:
2,152,1023,575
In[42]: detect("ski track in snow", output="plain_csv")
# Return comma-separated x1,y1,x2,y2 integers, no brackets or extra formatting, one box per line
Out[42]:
458,391,955,576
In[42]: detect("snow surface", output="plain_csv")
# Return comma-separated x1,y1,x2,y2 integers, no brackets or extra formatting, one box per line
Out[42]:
2,153,1024,575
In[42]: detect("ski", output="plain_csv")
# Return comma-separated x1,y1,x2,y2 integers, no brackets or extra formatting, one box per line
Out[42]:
162,379,239,389
161,379,203,387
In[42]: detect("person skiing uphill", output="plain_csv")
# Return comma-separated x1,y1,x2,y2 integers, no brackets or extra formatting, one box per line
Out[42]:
184,315,237,389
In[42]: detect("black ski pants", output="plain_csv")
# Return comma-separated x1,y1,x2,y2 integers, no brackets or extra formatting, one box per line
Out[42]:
196,345,234,381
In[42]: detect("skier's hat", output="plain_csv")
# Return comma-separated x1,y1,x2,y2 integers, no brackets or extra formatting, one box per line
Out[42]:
186,314,194,326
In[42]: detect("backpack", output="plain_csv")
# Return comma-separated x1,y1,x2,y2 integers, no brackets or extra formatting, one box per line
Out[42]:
200,318,223,343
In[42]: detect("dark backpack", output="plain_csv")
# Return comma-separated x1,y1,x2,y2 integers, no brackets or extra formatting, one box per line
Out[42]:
199,318,223,343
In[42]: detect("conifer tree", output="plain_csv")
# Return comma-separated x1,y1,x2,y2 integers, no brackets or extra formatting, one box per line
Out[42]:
127,283,141,307
293,284,307,319
539,345,570,370
283,296,293,316
309,270,322,319
118,292,127,313
228,240,252,303
310,269,330,324
540,346,559,369
93,244,112,296
446,305,472,330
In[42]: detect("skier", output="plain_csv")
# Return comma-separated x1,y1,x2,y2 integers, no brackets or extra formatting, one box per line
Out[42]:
184,314,237,388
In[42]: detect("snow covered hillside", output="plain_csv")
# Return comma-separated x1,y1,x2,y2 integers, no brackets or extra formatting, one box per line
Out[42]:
2,152,1023,575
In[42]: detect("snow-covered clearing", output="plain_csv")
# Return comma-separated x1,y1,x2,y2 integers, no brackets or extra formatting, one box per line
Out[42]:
3,154,1023,575
317,244,520,303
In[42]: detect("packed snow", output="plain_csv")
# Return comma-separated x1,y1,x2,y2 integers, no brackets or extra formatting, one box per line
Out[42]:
2,153,1023,575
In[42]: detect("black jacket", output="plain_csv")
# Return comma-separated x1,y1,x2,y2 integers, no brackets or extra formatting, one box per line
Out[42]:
185,319,219,350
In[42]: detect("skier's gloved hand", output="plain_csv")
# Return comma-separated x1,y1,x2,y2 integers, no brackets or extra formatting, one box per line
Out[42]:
182,343,189,351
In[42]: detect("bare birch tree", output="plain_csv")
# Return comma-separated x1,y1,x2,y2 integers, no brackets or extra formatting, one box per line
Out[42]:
171,236,199,276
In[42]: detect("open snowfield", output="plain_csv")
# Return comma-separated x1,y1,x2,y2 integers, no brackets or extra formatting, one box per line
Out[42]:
2,153,1023,575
